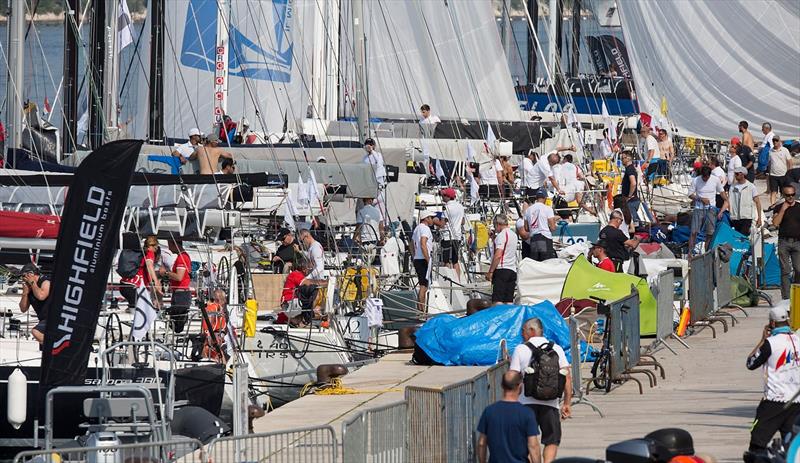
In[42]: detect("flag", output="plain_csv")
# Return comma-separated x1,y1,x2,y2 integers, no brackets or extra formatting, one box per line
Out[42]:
131,285,157,341
307,169,321,203
469,173,480,205
283,194,297,230
660,96,668,118
484,123,497,154
43,96,51,115
117,0,136,51
639,112,652,128
39,140,142,396
435,159,447,184
296,174,309,204
467,143,476,162
601,102,616,141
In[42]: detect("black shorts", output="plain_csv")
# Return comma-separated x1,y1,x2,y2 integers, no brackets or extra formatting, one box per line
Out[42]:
491,269,517,303
413,259,430,287
750,400,800,450
526,404,562,446
768,175,786,193
440,240,460,265
168,289,192,334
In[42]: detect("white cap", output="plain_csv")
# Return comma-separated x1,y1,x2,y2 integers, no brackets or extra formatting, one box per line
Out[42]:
241,118,250,126
188,128,201,137
317,155,327,162
770,301,790,323
419,210,435,221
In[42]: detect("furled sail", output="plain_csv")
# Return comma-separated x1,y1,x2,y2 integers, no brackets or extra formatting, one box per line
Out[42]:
617,0,800,139
340,0,522,121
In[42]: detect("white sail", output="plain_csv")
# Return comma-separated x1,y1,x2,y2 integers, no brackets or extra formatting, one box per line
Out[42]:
340,0,522,121
618,0,800,139
161,0,316,139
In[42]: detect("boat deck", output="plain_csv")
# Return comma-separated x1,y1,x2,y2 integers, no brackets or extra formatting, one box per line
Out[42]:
251,352,489,435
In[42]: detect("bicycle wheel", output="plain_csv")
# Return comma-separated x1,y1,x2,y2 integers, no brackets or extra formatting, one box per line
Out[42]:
591,351,611,392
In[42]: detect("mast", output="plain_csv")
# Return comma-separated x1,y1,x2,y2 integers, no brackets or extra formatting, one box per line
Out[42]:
352,0,369,143
88,0,106,149
526,0,538,88
5,0,25,154
103,0,121,142
149,0,164,141
213,0,230,134
571,0,581,76
526,0,539,87
547,0,558,78
62,0,79,158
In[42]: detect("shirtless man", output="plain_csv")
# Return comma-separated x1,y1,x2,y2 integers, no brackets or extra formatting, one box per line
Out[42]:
739,120,755,151
191,133,233,174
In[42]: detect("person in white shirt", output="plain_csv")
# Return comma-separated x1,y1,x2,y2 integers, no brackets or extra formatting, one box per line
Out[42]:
363,138,387,187
529,152,565,197
726,167,762,236
762,122,776,153
434,188,465,280
710,157,727,208
727,139,744,186
486,214,518,304
558,154,594,215
521,150,540,197
519,189,557,261
171,128,203,165
768,134,793,206
688,165,728,252
510,317,572,462
640,125,661,181
298,229,327,284
355,197,385,245
412,211,435,312
419,104,441,125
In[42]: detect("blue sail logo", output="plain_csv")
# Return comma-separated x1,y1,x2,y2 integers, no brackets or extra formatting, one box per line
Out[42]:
180,0,294,83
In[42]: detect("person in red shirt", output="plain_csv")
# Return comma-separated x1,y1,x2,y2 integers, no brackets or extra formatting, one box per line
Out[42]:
160,238,192,333
281,260,310,308
131,235,163,308
592,241,616,273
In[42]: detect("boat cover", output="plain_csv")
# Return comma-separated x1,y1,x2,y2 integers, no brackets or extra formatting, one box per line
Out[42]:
0,210,60,238
518,258,573,305
561,255,657,335
414,301,574,366
710,222,780,287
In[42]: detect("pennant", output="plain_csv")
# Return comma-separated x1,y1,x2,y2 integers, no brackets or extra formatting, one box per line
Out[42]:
602,102,617,142
44,96,51,115
639,112,652,128
307,169,321,204
131,285,157,341
484,123,497,154
469,173,480,205
296,174,309,204
435,159,447,184
117,0,136,50
39,140,142,396
283,194,297,230
660,96,668,118
467,143,476,162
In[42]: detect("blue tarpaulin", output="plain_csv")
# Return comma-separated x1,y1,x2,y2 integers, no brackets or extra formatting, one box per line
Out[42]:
414,301,576,366
710,222,781,286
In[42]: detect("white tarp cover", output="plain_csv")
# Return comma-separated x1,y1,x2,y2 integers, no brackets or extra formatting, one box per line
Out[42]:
517,258,573,305
618,1,800,139
340,0,522,121
162,0,315,139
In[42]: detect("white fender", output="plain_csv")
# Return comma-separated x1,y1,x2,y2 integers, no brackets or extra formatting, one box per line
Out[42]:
7,368,26,429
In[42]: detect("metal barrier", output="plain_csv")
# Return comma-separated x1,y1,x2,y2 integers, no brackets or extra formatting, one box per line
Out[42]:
569,315,603,416
207,425,338,462
648,269,689,354
14,439,204,463
713,245,749,320
342,401,407,463
689,248,731,337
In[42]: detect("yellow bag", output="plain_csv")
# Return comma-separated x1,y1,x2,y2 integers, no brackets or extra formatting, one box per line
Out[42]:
472,221,490,251
339,267,377,302
244,299,258,337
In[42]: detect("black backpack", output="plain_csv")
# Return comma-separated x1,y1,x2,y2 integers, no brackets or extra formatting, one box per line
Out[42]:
523,342,566,400
116,249,143,279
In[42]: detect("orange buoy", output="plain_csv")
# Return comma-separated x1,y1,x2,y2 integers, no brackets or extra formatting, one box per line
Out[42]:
676,306,691,337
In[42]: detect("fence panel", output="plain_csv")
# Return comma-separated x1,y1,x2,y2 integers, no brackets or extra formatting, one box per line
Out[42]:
207,425,338,462
14,439,204,463
366,401,406,463
714,246,733,308
442,380,474,463
689,251,716,323
608,287,641,379
406,386,446,462
653,270,676,342
343,412,367,463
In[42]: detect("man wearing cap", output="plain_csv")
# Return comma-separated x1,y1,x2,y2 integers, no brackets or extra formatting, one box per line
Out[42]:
520,189,557,262
486,214,518,305
172,128,203,165
191,132,234,175
727,166,762,236
727,137,744,186
745,304,800,454
412,211,435,312
18,263,51,343
435,188,465,280
273,228,300,274
591,241,615,272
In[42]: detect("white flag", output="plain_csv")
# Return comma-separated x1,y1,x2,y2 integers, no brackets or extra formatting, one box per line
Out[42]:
131,286,157,341
283,194,298,230
601,102,617,142
469,173,480,205
466,143,476,162
435,159,446,184
296,174,309,204
117,0,136,51
485,123,497,154
307,169,322,204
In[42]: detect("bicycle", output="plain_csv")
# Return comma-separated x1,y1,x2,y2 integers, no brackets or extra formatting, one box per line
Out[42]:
589,296,613,393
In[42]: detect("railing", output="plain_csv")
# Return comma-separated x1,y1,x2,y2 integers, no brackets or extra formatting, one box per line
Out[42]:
648,269,689,354
342,401,407,463
14,439,204,463
206,425,338,462
689,250,716,324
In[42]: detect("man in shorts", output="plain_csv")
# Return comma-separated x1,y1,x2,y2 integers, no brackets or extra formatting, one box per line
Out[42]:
412,211,436,312
486,214,518,305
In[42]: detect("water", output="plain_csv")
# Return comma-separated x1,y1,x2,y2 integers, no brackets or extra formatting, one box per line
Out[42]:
0,21,145,130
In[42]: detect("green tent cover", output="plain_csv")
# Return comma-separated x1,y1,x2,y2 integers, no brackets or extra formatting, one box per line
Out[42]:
560,255,657,335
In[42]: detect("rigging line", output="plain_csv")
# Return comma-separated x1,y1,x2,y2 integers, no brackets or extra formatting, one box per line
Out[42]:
161,8,204,142
119,15,152,100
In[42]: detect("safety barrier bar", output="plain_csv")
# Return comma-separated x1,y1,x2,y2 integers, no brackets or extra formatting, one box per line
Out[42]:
206,425,338,462
569,315,603,416
648,269,689,354
713,245,749,321
689,250,716,325
14,438,204,463
342,400,407,463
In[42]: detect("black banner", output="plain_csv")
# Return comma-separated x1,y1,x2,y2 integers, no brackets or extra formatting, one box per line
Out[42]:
39,140,143,395
586,35,633,80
